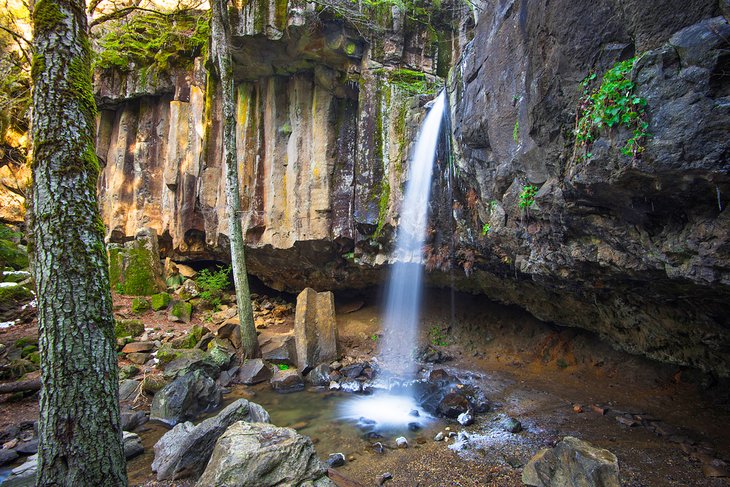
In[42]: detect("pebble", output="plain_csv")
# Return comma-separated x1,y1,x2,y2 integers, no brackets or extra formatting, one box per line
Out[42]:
325,452,346,468
372,442,385,454
434,431,444,441
457,411,474,426
378,472,393,485
395,436,408,448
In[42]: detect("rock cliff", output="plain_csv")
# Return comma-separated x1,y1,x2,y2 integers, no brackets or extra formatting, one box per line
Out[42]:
26,0,730,375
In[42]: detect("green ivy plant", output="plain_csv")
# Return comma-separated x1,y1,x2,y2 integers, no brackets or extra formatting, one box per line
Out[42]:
574,57,649,159
481,223,490,235
518,184,538,209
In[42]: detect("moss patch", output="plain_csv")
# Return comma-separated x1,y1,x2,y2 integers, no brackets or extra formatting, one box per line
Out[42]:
0,284,33,310
115,319,144,338
168,300,193,323
131,297,151,314
151,292,171,311
178,324,204,349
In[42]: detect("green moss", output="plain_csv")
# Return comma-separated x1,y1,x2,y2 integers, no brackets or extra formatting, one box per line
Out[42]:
119,243,162,296
373,180,390,238
30,53,45,80
21,345,38,357
274,0,289,30
169,300,192,322
14,337,36,348
0,284,33,308
108,246,123,291
93,11,210,76
142,374,168,393
156,344,183,364
119,364,139,380
33,0,66,36
151,292,171,311
345,41,357,55
0,224,29,270
27,351,40,366
131,297,151,314
178,324,204,349
114,319,144,338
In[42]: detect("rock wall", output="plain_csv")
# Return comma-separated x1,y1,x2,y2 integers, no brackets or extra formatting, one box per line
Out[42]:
95,0,467,289
444,0,730,375
91,0,730,375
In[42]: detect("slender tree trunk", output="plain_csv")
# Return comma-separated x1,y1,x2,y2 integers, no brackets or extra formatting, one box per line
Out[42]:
30,0,127,485
210,0,260,359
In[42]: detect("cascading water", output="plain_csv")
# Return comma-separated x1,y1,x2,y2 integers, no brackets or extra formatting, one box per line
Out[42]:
340,91,447,431
380,91,447,376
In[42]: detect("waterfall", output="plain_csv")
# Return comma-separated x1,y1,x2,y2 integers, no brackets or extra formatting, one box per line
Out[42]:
339,91,447,433
380,91,447,375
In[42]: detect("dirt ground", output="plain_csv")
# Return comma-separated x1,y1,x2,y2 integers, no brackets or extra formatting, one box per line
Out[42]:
1,287,729,486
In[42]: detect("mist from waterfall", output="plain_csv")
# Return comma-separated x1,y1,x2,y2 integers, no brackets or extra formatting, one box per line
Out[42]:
379,91,446,376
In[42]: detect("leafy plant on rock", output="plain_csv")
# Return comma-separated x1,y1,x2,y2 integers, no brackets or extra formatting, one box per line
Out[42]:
519,184,538,209
195,265,231,309
574,57,649,160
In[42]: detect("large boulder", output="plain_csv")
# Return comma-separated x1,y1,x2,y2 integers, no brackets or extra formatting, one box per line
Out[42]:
294,288,339,373
152,398,270,480
522,436,620,487
2,453,37,487
162,348,220,380
108,228,165,296
196,422,335,487
270,367,305,393
150,370,222,425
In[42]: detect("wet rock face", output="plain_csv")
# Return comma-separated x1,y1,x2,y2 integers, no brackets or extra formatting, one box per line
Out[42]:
445,1,730,376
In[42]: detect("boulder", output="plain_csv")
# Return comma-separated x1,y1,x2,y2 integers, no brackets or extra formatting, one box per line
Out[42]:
522,436,620,487
121,341,155,354
294,288,339,373
168,300,192,323
127,352,150,365
238,358,273,384
261,333,297,365
152,398,270,480
437,392,470,418
306,363,331,386
0,448,19,466
123,431,144,459
270,367,305,393
162,348,220,380
119,379,142,403
196,422,334,487
108,228,165,296
150,369,222,425
151,292,171,311
121,410,148,431
213,317,242,349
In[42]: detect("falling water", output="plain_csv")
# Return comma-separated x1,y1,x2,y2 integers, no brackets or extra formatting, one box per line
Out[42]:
380,91,447,375
339,91,447,432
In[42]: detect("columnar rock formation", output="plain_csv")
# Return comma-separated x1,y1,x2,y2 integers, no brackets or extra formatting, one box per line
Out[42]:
33,0,730,375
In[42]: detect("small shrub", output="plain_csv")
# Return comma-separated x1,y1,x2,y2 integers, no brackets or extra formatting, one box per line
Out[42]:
196,266,231,309
519,185,538,209
481,223,491,235
428,326,449,347
574,57,649,159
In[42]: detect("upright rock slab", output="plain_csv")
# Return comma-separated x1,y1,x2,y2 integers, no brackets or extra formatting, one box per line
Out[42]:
108,228,165,296
152,398,270,480
196,421,334,487
522,436,620,487
294,288,339,373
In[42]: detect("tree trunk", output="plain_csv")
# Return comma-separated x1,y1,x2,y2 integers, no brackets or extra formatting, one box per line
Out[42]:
210,0,260,359
30,0,127,485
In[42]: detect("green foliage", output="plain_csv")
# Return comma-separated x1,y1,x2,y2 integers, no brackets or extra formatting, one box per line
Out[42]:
481,223,490,235
131,297,151,314
114,319,144,338
276,363,290,371
575,57,649,158
196,265,231,308
0,283,33,308
518,185,538,209
93,11,210,77
151,292,171,311
513,119,519,144
14,337,36,348
370,333,378,342
385,68,440,96
428,326,449,347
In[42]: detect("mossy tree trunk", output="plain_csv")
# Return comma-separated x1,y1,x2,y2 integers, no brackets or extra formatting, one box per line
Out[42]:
211,0,260,359
29,0,127,485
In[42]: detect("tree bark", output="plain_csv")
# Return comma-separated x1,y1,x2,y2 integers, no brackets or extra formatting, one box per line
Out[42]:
30,0,127,485
210,0,260,358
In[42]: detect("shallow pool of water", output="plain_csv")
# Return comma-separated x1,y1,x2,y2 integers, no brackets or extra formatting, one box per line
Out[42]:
127,384,446,485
